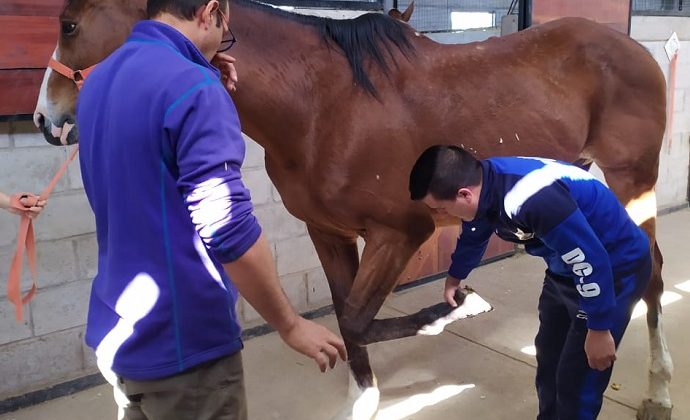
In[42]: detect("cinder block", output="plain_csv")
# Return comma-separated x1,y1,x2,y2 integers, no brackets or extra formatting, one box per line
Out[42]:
0,239,77,296
253,204,307,244
657,133,690,207
306,268,333,307
82,339,98,370
679,41,690,63
31,279,91,336
281,272,308,312
0,297,33,346
0,146,72,195
674,89,685,112
75,234,98,280
67,153,84,190
11,120,46,148
0,327,86,398
672,108,690,132
0,215,19,248
242,168,273,206
240,272,307,324
271,185,283,203
37,239,78,289
0,243,35,298
630,17,690,42
0,123,10,148
242,135,265,169
275,235,321,276
32,191,96,242
675,63,690,88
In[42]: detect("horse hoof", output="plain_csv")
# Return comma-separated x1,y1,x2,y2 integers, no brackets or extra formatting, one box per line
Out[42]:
417,291,492,336
636,399,672,420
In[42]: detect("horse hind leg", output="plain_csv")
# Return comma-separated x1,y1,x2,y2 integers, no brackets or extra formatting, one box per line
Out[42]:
597,168,673,420
637,234,673,420
306,226,380,420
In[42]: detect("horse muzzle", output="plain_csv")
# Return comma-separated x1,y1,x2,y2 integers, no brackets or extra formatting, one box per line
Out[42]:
33,111,79,146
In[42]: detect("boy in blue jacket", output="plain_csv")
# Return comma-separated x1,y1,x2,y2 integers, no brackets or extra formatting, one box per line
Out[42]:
409,145,651,419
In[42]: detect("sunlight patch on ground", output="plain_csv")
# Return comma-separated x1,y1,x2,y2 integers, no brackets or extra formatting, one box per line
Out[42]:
521,345,537,356
376,384,475,420
674,280,690,293
631,291,683,319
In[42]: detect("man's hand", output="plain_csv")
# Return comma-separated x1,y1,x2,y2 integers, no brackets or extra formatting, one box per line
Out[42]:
444,275,462,307
584,329,617,371
4,194,47,219
278,316,348,372
211,53,238,92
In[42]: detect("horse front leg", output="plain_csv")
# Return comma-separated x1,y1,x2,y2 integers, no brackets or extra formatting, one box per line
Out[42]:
341,221,491,347
306,226,379,420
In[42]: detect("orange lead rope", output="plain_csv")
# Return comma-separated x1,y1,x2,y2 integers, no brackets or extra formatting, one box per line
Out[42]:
666,53,678,150
7,146,79,321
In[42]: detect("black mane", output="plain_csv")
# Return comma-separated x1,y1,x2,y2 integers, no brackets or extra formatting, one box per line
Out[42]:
235,0,415,96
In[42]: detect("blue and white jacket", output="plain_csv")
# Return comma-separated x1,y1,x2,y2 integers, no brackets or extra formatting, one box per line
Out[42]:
449,157,649,330
77,21,260,380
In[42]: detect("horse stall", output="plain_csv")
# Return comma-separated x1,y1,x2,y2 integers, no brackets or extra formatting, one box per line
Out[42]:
1,0,689,419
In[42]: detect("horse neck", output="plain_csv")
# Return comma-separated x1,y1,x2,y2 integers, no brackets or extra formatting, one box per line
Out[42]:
230,1,330,161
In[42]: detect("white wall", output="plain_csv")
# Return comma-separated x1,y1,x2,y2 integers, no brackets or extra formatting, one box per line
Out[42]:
630,16,690,211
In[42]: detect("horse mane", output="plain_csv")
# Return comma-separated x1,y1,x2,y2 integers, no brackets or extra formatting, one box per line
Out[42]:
235,0,415,96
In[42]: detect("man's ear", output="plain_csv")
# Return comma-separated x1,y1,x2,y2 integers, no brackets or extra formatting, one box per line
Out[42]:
197,0,218,28
457,187,473,201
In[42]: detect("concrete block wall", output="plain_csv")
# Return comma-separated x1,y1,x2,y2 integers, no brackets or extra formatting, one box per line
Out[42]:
0,120,96,398
237,139,331,326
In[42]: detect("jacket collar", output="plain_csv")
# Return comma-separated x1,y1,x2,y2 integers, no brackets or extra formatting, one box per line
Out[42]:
475,160,498,220
127,20,221,79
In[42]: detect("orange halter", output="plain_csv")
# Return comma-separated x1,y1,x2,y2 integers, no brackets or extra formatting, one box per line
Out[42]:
48,57,97,89
7,56,96,321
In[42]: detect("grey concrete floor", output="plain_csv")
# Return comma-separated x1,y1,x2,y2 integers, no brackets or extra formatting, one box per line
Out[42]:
2,209,689,420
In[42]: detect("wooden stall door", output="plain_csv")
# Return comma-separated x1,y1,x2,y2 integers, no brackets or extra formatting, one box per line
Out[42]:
0,0,62,116
397,226,515,286
531,0,631,34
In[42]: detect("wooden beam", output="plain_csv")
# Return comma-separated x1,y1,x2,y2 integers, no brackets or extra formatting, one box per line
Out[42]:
0,0,65,17
0,70,43,116
0,16,58,69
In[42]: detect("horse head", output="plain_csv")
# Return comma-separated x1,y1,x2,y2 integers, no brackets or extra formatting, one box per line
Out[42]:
33,0,145,146
387,1,414,23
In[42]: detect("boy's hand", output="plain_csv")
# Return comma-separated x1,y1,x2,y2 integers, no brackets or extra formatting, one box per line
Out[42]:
584,329,617,371
444,276,462,307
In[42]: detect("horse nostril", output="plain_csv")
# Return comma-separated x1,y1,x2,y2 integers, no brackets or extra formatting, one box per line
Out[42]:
34,112,46,129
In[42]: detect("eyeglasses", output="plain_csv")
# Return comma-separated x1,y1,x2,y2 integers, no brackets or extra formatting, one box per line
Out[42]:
216,9,236,53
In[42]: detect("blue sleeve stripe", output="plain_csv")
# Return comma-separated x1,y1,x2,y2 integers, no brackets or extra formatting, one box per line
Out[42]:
164,79,218,119
160,159,185,371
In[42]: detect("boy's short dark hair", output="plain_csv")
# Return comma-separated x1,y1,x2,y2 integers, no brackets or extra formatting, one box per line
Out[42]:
409,145,482,201
147,0,228,21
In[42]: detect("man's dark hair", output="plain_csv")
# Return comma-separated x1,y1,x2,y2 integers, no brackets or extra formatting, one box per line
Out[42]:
409,145,482,201
147,0,228,21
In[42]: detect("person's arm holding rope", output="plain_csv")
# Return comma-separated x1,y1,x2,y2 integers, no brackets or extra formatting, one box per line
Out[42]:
0,191,47,219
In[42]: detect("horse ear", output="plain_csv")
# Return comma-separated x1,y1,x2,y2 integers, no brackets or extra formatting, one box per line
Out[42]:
387,8,402,20
401,2,415,22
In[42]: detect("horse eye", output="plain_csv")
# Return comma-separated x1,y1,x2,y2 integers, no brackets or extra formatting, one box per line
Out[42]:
61,22,77,35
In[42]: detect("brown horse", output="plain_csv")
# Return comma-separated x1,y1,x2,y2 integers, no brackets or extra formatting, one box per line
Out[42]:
34,1,672,418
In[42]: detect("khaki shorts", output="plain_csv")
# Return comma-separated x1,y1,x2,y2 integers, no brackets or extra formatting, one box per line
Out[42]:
113,352,247,420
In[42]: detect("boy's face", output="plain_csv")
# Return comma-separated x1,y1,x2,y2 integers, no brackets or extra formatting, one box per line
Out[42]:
422,187,480,221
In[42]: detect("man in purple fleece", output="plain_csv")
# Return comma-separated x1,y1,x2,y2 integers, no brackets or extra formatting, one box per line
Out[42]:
76,1,346,418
